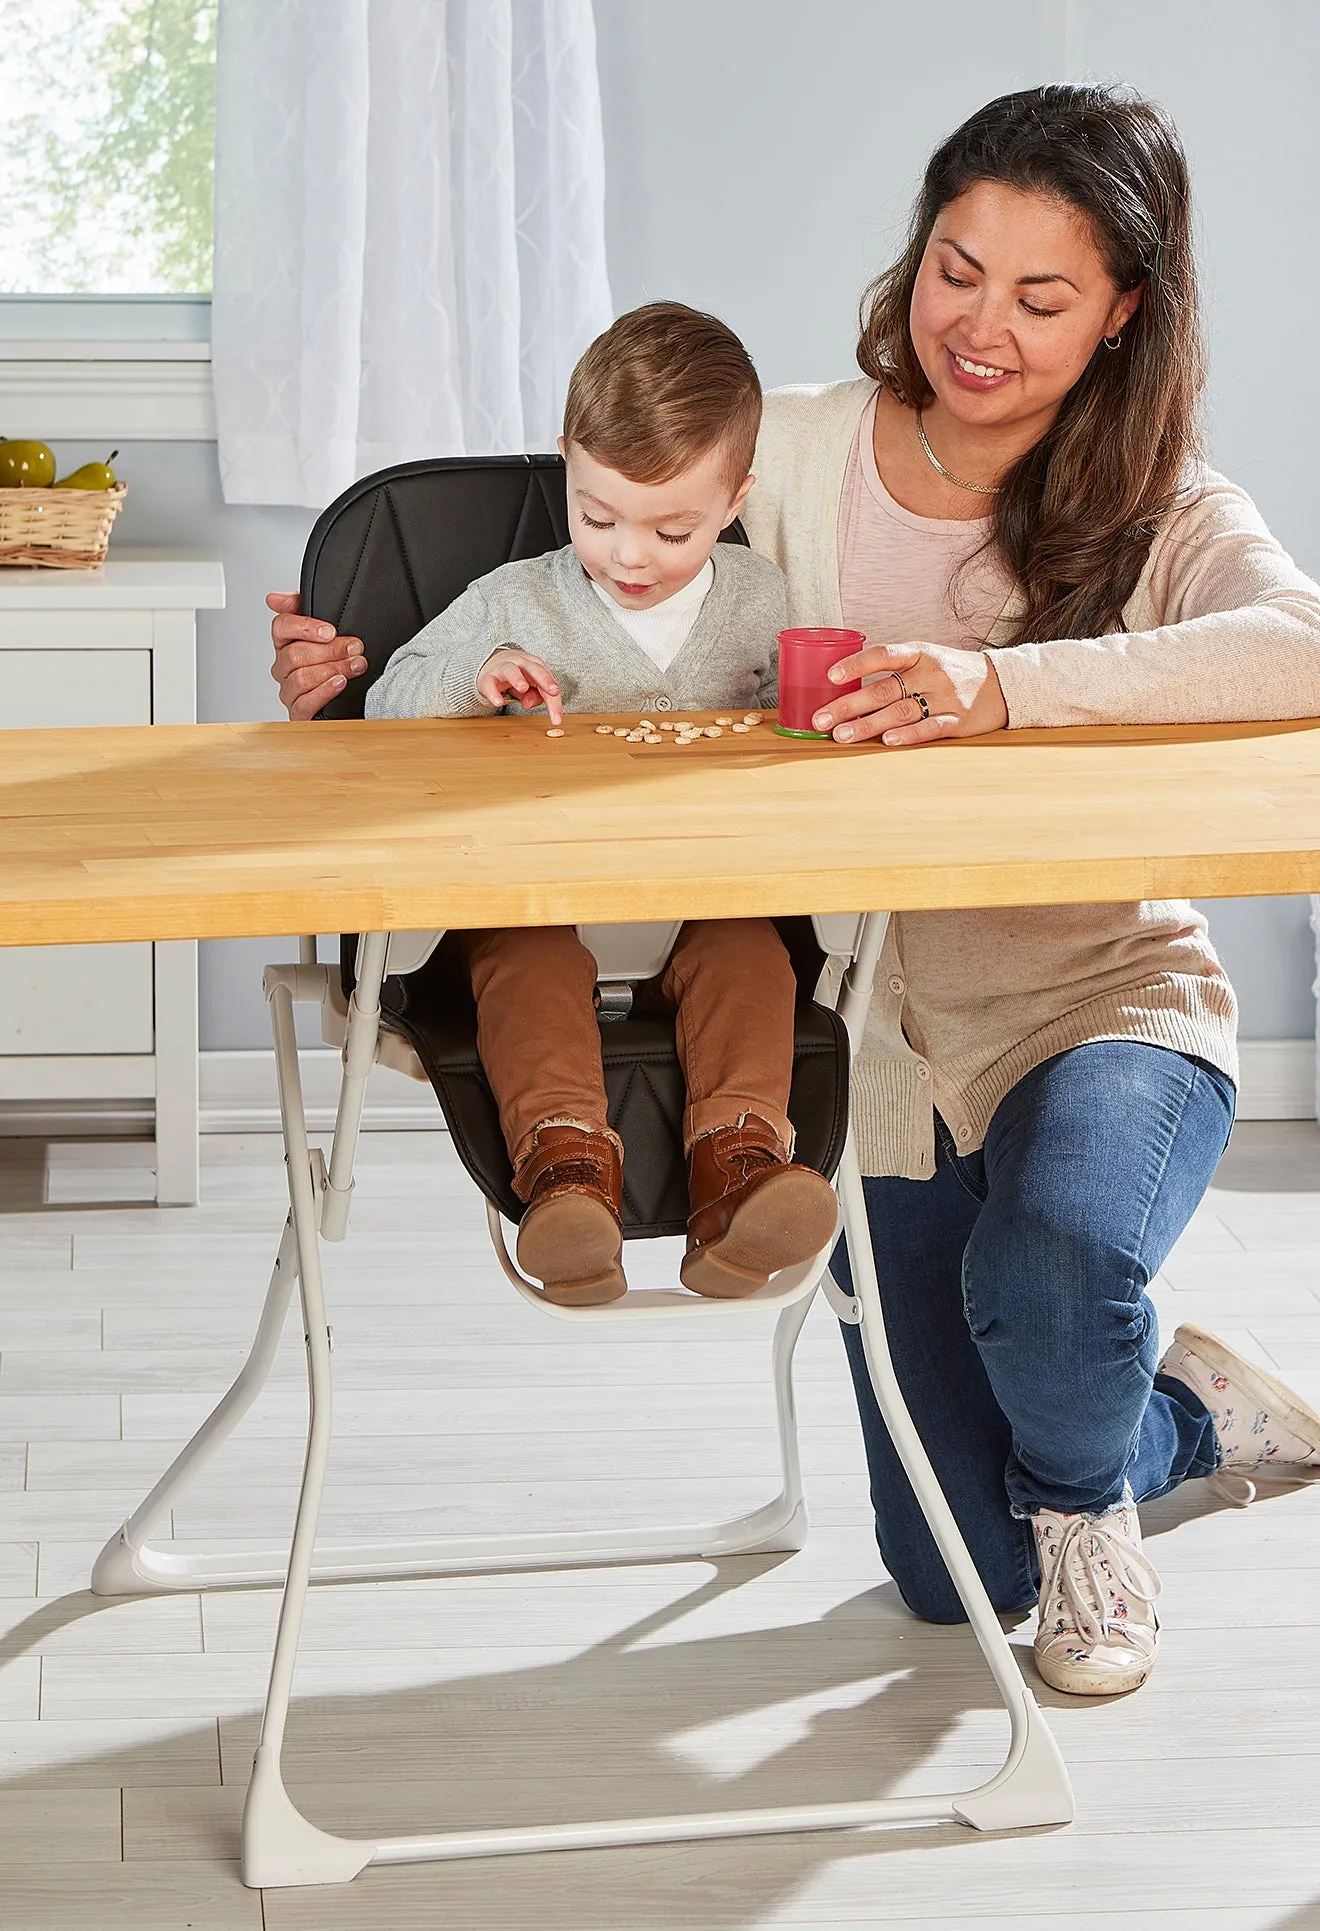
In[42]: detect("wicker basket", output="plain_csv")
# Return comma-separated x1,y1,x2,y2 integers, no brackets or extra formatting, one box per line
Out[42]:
0,482,128,568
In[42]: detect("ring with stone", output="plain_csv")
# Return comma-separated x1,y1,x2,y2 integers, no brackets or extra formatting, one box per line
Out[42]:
912,691,930,719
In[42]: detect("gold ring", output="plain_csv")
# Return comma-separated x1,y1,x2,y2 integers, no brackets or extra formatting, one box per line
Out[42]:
892,673,909,703
913,691,930,720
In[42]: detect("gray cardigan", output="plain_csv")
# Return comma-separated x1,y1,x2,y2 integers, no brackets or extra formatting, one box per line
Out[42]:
366,540,786,719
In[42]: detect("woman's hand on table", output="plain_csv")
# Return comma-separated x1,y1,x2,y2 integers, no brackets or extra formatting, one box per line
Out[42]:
476,648,564,726
812,642,1009,747
267,592,367,720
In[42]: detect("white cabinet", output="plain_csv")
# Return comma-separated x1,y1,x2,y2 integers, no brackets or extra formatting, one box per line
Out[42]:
0,553,225,1203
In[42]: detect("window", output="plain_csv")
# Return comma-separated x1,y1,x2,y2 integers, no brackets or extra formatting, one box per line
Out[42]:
0,0,216,296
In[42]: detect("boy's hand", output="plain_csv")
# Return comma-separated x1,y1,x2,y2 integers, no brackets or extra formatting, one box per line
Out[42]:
476,649,564,725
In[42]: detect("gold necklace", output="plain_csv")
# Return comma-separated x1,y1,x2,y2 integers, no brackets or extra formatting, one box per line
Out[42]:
916,411,1002,496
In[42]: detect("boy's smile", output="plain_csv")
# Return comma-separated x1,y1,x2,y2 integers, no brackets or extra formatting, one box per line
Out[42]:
560,439,754,612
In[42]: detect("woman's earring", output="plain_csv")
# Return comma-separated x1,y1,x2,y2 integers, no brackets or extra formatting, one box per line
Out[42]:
1103,332,1123,351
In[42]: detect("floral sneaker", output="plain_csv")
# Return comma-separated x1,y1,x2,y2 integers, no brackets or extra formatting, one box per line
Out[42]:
1159,1323,1320,1503
1032,1501,1162,1696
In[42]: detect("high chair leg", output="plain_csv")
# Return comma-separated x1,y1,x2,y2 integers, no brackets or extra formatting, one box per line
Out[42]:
244,1123,1072,1887
833,1136,1074,1832
90,1218,302,1596
242,1003,1068,1886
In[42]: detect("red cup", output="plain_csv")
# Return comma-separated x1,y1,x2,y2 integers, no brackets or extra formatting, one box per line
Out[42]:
775,627,865,738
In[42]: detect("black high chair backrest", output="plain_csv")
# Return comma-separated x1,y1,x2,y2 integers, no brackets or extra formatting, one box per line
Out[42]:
300,454,849,1237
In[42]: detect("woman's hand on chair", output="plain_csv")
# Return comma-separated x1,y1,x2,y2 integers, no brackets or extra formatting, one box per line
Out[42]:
476,648,564,725
268,592,367,720
811,641,1009,747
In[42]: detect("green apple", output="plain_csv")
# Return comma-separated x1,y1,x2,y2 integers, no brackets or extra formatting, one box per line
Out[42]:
53,451,120,490
0,438,57,487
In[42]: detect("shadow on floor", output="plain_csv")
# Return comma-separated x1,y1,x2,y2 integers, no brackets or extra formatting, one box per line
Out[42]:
0,1556,1037,1927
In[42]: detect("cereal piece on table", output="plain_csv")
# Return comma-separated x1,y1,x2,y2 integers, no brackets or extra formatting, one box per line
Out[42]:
594,724,613,735
715,716,733,726
731,721,751,732
612,727,630,737
625,730,645,742
704,725,723,738
545,728,565,738
743,712,763,725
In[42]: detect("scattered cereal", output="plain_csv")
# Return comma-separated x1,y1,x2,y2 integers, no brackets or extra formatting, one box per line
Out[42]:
545,727,565,738
731,721,751,733
743,713,763,725
594,724,613,735
612,728,630,737
704,725,723,738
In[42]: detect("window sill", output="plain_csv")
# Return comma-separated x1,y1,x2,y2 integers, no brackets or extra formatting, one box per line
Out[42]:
0,340,215,441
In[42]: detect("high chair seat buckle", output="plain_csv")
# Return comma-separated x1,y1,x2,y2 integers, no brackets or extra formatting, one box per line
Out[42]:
595,982,635,1022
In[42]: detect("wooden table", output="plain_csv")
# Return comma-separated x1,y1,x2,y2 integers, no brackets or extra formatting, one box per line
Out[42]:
3,713,1319,947
5,709,1319,1889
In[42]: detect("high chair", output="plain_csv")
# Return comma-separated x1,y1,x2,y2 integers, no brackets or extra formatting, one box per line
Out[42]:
90,456,1073,1887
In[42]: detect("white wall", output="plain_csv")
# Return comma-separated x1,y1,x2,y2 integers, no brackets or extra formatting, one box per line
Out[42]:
54,0,1320,1048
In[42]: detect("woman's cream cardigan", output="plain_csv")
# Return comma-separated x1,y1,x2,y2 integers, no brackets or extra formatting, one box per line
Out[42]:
742,379,1320,1179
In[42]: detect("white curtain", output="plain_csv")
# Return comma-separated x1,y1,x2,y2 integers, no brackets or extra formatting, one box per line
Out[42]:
212,0,613,507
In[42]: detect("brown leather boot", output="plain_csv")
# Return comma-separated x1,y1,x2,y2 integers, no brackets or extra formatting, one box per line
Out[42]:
680,1114,838,1298
513,1123,627,1306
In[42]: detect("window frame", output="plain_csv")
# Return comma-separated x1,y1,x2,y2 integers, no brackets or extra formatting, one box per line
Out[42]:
0,295,214,441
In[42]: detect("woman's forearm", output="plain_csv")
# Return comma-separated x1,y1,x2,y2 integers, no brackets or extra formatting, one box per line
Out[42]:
993,595,1320,728
991,477,1320,729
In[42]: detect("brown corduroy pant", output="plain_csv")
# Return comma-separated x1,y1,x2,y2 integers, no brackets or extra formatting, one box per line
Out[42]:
459,919,797,1168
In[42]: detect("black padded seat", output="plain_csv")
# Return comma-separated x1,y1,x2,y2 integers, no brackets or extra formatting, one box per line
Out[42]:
303,455,848,1240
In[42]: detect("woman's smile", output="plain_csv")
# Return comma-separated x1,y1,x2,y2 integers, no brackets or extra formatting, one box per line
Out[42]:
945,346,1017,391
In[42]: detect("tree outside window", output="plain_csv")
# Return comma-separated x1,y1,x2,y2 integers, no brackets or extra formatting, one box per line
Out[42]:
0,0,216,294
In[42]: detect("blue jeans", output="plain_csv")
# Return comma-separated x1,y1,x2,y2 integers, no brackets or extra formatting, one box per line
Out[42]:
832,1042,1235,1624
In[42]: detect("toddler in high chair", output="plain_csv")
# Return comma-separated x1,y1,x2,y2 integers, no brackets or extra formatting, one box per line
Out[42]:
367,302,838,1304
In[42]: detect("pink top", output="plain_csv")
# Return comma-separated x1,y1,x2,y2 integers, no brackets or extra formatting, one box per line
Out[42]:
836,393,1015,651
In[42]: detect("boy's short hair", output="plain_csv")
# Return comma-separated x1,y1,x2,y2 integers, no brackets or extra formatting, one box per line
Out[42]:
563,301,761,499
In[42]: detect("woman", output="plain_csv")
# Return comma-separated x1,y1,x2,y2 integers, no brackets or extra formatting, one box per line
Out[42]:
268,85,1320,1695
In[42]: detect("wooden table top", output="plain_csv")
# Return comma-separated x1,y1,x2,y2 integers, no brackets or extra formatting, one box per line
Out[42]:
2,712,1319,946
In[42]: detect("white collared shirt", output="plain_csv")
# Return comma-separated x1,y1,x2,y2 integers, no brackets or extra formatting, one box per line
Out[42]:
589,559,714,671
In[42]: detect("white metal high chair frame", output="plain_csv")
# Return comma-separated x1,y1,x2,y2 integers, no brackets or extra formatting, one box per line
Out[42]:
90,911,1074,1889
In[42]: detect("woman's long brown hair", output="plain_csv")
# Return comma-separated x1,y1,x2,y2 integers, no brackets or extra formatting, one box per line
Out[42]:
857,84,1205,644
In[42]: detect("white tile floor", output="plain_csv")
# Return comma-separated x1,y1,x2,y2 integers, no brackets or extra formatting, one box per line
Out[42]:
1,1123,1318,1929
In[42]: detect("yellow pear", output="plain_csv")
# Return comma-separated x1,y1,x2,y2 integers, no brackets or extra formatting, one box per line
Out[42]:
53,450,119,490
0,438,57,487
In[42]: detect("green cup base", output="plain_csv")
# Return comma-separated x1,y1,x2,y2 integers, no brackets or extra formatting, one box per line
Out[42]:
773,725,831,739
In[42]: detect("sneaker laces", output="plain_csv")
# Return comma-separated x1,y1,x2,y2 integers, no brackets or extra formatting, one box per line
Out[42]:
1207,1462,1320,1509
1207,1468,1257,1508
1041,1515,1162,1647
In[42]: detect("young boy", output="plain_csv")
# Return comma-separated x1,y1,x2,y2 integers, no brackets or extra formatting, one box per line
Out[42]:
367,302,837,1305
